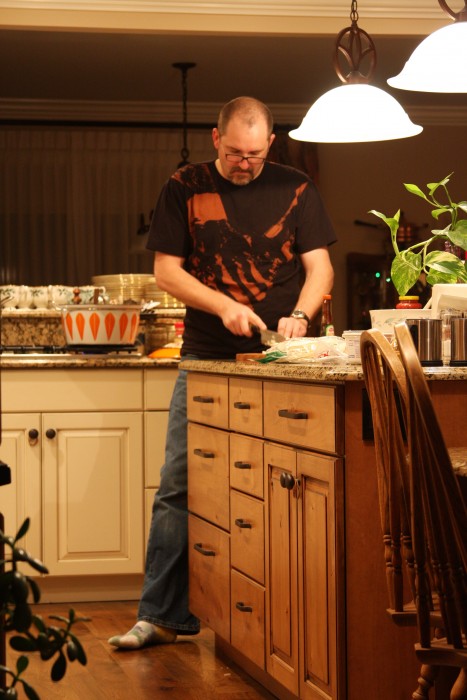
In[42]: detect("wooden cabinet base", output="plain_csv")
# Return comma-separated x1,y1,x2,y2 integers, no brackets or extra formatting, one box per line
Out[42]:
215,634,298,700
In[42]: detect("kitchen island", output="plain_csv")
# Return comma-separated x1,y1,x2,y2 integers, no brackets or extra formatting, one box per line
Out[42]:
181,357,467,700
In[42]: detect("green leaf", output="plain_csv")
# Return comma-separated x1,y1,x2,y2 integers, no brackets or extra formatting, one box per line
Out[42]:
425,251,464,276
404,183,428,201
51,651,67,682
9,635,36,652
32,615,46,633
426,269,459,285
427,173,452,197
12,601,32,632
458,200,467,214
22,681,41,700
14,519,30,542
448,220,467,249
16,654,29,674
27,578,41,604
69,634,87,665
391,252,422,296
430,206,451,221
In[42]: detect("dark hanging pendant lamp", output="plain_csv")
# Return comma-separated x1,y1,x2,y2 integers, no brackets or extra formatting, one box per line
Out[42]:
173,62,196,167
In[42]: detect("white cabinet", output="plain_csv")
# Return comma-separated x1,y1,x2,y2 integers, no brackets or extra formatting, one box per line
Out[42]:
0,369,145,577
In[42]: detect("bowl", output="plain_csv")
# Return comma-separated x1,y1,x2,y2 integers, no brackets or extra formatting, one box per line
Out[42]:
61,304,141,345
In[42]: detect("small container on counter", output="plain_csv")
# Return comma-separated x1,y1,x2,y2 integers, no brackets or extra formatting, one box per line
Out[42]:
342,330,363,363
396,295,422,310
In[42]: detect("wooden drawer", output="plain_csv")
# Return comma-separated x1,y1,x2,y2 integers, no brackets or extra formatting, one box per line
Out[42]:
189,514,230,641
229,377,263,436
231,569,265,670
263,381,336,454
230,490,265,585
187,374,229,429
187,423,229,530
230,433,264,499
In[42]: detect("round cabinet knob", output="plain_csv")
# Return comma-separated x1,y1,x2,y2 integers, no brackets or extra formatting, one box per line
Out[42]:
279,472,295,490
28,428,39,446
45,428,57,439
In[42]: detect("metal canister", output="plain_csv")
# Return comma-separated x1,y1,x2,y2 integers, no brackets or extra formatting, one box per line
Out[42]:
405,318,442,366
450,317,467,366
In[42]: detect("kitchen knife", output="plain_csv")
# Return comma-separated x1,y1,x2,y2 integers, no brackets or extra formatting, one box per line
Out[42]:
250,324,286,346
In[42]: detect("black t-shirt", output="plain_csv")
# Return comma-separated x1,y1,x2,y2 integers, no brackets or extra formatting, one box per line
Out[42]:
147,160,336,359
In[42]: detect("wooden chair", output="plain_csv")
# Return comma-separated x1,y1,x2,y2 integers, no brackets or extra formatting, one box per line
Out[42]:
360,326,467,699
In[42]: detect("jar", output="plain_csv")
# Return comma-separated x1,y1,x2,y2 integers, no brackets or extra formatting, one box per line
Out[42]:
396,295,422,310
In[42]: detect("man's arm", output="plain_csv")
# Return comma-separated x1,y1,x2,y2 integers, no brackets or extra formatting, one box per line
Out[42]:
154,252,266,336
277,247,334,338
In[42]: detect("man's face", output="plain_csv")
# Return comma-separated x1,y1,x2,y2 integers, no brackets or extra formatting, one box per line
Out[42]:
212,117,275,186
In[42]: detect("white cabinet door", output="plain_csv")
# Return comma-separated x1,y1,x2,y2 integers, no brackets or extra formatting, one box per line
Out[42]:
0,413,42,558
42,411,144,576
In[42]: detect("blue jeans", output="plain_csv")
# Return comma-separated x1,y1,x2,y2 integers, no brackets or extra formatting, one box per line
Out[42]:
137,362,200,634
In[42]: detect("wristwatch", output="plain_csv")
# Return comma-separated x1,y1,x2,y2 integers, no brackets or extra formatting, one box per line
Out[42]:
290,309,310,324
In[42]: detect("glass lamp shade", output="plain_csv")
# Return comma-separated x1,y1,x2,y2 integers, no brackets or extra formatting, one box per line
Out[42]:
387,22,467,93
289,84,423,143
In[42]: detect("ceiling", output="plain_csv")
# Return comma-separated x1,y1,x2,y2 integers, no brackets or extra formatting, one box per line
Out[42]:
0,26,466,126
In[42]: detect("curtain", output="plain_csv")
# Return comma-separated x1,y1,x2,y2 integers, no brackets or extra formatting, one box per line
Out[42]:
0,127,214,286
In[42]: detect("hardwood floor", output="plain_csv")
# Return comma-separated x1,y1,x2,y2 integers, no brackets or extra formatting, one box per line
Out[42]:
6,601,276,699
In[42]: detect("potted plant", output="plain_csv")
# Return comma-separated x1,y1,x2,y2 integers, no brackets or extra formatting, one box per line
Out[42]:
1,518,88,699
370,173,467,296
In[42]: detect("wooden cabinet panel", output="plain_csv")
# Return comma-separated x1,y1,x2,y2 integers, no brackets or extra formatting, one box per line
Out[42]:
297,451,345,700
229,377,263,436
264,442,299,696
187,374,229,428
144,368,177,410
263,381,336,454
229,433,264,499
231,569,265,670
188,423,229,530
42,411,144,576
230,489,264,585
144,411,169,487
189,514,230,641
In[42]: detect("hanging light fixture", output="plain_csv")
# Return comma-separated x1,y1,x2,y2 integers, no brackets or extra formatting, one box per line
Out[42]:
173,62,196,167
289,1,422,143
387,1,467,93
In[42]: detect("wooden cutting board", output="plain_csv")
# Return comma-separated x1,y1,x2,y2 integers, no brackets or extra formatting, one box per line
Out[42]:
235,353,264,361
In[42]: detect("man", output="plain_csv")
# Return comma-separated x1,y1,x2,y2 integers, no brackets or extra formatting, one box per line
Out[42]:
109,96,335,650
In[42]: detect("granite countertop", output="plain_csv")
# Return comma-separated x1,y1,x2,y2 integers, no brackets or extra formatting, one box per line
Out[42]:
0,355,179,369
180,358,467,383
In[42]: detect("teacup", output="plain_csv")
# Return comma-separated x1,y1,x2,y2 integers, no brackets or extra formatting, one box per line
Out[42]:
0,285,20,308
17,285,33,309
50,285,75,307
78,286,106,304
30,286,51,309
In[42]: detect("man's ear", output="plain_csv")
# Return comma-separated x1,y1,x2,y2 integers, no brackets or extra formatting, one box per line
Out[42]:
212,127,220,149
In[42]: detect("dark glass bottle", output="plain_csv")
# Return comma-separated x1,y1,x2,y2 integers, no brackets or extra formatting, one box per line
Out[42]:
320,294,335,336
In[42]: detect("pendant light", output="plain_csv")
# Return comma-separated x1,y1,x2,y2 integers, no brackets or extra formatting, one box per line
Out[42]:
387,1,467,93
173,62,196,167
289,1,422,143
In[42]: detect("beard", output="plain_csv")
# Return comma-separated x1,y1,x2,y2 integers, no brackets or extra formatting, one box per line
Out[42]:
229,169,254,186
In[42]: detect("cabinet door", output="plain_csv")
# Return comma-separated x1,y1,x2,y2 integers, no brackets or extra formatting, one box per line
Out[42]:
42,411,144,576
0,414,41,559
188,423,229,530
264,442,299,696
297,451,345,700
189,513,230,641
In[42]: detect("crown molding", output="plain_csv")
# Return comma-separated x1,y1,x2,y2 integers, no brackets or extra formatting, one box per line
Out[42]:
0,1,448,18
1,98,466,128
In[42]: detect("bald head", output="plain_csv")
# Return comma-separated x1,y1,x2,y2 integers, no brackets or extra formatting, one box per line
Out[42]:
217,97,274,138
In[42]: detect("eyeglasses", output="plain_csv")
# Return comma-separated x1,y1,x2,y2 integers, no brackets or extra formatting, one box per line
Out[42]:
224,153,266,165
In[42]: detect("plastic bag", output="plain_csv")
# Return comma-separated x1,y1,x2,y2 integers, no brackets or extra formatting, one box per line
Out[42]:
257,336,347,364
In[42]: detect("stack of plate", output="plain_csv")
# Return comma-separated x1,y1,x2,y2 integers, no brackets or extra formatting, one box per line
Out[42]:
92,274,154,304
144,279,185,308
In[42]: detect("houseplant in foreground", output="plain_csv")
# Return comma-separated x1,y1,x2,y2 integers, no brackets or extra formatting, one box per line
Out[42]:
370,173,467,296
0,518,88,699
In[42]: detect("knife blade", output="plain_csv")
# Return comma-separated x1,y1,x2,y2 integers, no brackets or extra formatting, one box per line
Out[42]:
250,324,286,346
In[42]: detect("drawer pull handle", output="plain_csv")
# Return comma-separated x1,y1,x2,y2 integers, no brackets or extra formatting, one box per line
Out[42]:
235,602,253,613
45,428,57,439
234,518,252,529
193,395,214,404
28,428,39,445
193,448,215,459
278,409,308,420
234,461,251,470
280,472,295,490
193,542,215,557
233,401,250,410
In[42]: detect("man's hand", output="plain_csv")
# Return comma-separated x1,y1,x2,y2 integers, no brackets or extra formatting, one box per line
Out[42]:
277,316,308,339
